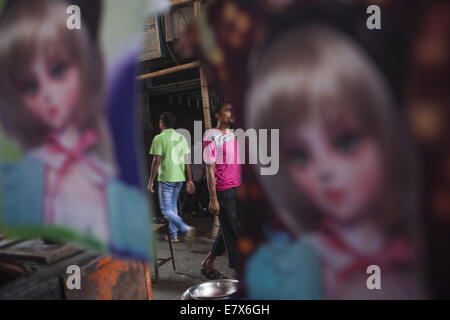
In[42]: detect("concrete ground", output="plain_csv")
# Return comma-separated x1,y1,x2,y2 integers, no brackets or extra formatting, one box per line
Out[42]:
151,212,236,300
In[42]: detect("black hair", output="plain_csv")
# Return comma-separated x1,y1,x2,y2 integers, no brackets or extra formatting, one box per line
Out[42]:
213,97,230,116
160,112,176,129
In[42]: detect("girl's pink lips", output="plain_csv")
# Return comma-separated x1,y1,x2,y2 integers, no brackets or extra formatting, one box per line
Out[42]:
325,188,346,203
48,106,59,118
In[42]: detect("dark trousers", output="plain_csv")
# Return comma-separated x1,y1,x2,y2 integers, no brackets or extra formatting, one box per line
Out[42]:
211,187,239,269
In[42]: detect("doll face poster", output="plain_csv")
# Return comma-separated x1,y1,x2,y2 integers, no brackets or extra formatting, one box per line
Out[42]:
183,0,449,299
0,0,168,260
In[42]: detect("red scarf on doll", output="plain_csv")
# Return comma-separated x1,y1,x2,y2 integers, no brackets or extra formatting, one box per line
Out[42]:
319,219,414,285
43,130,108,223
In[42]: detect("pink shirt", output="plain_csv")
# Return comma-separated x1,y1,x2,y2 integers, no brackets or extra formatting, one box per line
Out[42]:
203,128,241,191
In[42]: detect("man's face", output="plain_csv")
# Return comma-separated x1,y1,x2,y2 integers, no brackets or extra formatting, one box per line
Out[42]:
216,104,234,125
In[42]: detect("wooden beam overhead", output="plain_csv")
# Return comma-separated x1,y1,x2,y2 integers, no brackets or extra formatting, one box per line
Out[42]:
136,61,199,80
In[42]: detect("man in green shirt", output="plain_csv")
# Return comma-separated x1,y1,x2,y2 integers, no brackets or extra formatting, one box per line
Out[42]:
148,112,196,245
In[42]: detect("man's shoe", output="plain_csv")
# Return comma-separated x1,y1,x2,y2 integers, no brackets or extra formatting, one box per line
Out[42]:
164,235,180,243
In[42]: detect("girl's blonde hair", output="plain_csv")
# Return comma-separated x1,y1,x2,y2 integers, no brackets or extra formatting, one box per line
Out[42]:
0,0,111,161
246,24,418,239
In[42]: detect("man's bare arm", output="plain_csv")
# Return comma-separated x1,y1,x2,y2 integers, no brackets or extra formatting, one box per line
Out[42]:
184,154,195,194
147,155,161,193
206,163,220,215
184,154,194,182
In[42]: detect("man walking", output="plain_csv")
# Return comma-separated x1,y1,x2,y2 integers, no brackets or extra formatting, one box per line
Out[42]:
201,102,241,279
148,112,196,245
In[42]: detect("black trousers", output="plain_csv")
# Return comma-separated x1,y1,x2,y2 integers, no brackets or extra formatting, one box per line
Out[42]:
211,187,239,269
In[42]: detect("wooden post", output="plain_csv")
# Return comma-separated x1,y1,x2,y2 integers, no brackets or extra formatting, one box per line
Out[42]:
193,1,211,131
199,71,212,131
194,0,219,238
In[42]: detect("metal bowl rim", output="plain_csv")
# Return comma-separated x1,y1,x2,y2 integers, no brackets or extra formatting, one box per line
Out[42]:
189,279,239,300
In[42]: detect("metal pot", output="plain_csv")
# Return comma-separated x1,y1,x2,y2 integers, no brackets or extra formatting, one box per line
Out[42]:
182,279,239,300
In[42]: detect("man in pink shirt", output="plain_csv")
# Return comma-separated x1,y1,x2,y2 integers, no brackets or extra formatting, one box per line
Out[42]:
201,101,242,279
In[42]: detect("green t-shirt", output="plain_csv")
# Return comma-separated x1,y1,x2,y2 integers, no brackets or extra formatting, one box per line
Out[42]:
149,129,190,182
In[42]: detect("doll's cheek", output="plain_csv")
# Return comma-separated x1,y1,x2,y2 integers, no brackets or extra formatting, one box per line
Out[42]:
356,165,382,203
290,167,320,200
352,147,384,205
25,102,45,122
63,85,80,114
59,70,80,108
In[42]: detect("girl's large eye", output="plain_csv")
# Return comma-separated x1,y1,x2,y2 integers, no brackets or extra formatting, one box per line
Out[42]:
287,148,309,167
50,61,68,79
334,130,360,154
22,80,39,97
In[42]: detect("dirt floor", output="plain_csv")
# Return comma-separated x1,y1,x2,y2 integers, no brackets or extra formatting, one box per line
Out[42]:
150,212,236,300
